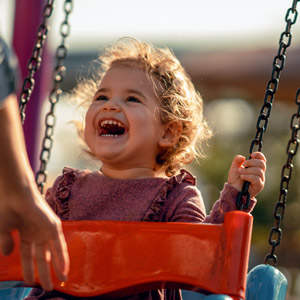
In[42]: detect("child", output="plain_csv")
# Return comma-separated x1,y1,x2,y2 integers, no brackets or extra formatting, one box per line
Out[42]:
26,38,266,300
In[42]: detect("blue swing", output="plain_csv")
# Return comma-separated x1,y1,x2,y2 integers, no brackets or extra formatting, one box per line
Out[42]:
0,285,31,300
1,0,299,299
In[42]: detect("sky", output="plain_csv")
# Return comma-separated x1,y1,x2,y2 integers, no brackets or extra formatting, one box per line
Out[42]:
50,0,300,51
1,0,300,51
0,0,299,176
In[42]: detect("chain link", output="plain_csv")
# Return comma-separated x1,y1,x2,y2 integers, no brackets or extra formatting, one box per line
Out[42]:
236,0,299,210
264,88,300,266
19,0,55,123
36,0,73,193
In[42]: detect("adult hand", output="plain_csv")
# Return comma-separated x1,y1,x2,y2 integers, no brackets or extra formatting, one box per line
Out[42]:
228,151,267,198
0,188,69,291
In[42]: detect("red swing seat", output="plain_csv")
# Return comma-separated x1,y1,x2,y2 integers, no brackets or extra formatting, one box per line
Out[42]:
0,211,252,299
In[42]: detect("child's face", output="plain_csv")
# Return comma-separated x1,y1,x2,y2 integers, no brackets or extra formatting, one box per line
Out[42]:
84,65,170,175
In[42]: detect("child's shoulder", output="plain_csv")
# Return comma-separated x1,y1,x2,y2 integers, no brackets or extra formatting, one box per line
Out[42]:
172,169,196,186
61,166,92,178
162,169,200,202
52,166,100,188
166,169,202,204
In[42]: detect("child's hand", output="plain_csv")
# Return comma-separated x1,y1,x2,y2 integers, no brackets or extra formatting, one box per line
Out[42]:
227,152,266,198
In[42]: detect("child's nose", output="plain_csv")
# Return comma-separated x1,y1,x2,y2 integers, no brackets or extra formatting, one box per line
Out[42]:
100,98,121,112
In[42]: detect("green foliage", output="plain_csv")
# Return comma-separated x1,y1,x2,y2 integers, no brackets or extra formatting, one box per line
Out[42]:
193,99,300,269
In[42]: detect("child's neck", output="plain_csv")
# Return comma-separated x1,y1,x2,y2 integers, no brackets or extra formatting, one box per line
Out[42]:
100,165,167,180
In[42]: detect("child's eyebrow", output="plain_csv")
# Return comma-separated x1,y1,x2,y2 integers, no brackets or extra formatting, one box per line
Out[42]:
127,89,146,100
95,87,108,94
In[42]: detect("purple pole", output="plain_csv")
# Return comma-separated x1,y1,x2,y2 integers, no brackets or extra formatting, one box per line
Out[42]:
12,0,53,172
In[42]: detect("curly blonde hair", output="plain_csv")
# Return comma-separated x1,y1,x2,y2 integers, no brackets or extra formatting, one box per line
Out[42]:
72,38,212,177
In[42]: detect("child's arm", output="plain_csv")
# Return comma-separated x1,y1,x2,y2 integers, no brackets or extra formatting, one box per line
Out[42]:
227,152,266,198
204,151,266,223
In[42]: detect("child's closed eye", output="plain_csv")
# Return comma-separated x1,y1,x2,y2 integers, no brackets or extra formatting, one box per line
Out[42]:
94,95,108,101
126,96,141,103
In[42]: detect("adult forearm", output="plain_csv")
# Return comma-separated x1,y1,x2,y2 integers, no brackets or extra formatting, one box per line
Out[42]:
0,37,69,291
0,94,36,201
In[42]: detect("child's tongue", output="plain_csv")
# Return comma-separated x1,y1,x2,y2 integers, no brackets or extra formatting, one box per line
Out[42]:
100,124,125,136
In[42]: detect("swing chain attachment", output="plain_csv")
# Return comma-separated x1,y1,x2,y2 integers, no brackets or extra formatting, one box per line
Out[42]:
19,0,54,124
264,88,300,266
236,0,299,210
36,0,73,194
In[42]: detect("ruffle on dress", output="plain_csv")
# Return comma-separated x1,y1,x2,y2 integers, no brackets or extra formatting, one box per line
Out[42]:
142,170,195,221
53,167,78,220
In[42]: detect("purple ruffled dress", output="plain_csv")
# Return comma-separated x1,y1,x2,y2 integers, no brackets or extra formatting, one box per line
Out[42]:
25,167,256,300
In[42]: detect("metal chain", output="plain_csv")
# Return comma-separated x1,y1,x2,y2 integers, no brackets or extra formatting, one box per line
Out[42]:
36,0,73,193
236,0,299,210
264,88,300,266
19,0,55,123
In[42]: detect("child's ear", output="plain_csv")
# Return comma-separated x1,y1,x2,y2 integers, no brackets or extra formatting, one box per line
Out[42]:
159,122,182,148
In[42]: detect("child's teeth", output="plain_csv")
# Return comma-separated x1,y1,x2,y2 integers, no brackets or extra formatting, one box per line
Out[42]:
100,120,124,128
101,134,119,137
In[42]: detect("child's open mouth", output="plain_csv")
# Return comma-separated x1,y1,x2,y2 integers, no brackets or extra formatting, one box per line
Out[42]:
98,119,127,137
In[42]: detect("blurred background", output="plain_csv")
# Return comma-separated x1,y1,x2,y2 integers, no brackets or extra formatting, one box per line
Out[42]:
1,0,300,299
